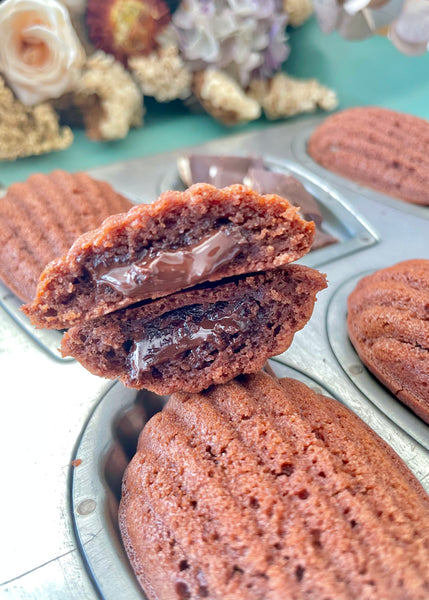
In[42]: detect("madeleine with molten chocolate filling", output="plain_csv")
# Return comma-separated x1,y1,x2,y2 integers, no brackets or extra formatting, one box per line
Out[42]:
119,371,429,600
23,184,315,329
61,265,327,394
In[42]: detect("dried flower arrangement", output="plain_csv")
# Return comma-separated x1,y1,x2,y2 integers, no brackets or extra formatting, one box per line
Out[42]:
1,0,425,160
0,0,340,159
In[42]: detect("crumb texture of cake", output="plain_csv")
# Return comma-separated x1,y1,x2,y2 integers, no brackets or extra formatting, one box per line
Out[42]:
23,183,315,329
347,259,429,423
0,170,132,303
308,107,429,205
119,371,429,600
61,265,327,394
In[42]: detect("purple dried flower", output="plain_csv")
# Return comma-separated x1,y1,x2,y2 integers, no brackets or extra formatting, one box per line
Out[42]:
168,0,289,86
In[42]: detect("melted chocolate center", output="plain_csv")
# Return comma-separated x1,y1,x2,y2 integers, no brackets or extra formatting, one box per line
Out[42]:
96,228,245,297
128,313,248,375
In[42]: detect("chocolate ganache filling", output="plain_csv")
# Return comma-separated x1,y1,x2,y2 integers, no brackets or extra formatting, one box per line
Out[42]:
96,228,246,297
128,302,249,377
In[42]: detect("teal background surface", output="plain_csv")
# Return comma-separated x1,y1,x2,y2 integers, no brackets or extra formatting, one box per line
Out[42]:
1,16,429,187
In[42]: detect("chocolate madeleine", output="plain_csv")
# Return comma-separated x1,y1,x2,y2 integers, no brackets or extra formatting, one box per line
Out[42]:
23,184,315,329
308,107,429,205
61,265,327,394
347,259,429,423
0,170,132,302
119,371,429,600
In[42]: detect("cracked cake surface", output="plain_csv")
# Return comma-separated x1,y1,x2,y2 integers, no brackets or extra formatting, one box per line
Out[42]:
119,371,429,600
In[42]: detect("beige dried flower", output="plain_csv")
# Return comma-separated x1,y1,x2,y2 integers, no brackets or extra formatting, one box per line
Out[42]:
193,69,261,126
73,51,144,141
283,0,313,27
248,72,338,120
129,45,192,102
0,76,73,161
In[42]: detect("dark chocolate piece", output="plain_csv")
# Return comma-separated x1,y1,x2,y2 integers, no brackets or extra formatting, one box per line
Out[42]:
178,156,338,251
245,169,338,250
245,168,322,224
178,155,264,187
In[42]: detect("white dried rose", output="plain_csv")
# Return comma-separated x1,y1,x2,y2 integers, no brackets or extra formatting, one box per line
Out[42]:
0,0,85,105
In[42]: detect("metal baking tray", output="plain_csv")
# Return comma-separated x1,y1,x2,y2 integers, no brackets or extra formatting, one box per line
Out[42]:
71,359,429,600
0,280,71,361
2,115,429,599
